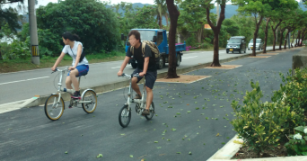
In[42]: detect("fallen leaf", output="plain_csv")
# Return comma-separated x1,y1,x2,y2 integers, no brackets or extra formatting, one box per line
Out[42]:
97,154,103,158
216,133,220,136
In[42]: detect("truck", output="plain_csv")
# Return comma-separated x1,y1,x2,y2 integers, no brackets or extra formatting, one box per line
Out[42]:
121,29,186,69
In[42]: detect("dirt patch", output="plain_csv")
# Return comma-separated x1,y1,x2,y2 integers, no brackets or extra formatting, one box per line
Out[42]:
232,145,287,159
156,75,210,84
260,53,279,55
204,65,242,69
249,56,271,58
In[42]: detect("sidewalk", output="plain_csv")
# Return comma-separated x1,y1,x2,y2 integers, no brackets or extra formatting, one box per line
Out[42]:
0,48,303,161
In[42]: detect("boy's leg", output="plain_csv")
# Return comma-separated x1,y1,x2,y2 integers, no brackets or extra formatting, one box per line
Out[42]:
131,77,142,97
142,71,157,115
145,86,153,110
131,69,142,98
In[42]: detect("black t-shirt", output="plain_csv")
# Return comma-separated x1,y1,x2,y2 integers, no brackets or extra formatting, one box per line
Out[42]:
126,43,157,72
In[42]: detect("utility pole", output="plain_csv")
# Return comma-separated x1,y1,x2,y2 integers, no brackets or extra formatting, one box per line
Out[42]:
28,0,40,65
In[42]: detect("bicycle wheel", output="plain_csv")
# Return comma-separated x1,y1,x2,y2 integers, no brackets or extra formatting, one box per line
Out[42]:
118,105,131,128
145,102,155,120
82,90,97,114
44,95,65,121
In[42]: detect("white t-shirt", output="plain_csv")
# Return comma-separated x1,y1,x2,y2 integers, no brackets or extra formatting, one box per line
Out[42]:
62,41,89,66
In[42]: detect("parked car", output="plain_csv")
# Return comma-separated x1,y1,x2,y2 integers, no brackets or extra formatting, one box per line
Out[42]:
226,36,246,54
248,38,263,50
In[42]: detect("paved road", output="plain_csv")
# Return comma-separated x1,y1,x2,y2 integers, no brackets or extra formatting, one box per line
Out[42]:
0,47,301,161
0,46,278,105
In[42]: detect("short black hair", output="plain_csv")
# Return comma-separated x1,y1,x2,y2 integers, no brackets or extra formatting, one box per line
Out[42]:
62,32,80,41
128,30,141,43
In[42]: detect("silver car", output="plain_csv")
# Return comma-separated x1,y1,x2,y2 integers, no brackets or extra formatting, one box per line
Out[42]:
248,38,263,50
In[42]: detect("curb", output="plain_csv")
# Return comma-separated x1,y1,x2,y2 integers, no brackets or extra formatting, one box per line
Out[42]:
23,47,304,108
207,135,307,161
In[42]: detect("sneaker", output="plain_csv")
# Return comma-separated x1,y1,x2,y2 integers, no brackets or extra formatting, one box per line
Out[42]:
134,94,142,99
142,109,150,116
72,91,81,99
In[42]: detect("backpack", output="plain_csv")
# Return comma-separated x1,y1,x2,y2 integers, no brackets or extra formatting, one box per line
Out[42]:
130,40,160,59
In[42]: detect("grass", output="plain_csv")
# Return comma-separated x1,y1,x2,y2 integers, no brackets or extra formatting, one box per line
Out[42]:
0,51,126,73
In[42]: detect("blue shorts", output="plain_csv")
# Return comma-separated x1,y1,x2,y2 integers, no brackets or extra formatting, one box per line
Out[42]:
67,65,89,77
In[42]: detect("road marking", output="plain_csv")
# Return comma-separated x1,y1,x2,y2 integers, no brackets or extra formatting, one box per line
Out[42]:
183,56,198,59
0,76,49,86
111,66,121,69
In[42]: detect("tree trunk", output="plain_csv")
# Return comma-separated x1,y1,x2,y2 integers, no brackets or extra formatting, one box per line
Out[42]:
263,18,270,53
197,27,203,43
0,51,3,60
284,29,289,49
296,30,300,47
165,14,169,27
211,31,220,66
270,20,282,51
279,28,286,50
291,30,295,48
252,15,263,56
300,29,306,46
158,14,163,29
205,1,225,66
166,0,180,78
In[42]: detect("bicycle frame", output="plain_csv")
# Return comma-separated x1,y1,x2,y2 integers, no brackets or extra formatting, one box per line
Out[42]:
122,74,146,112
52,68,93,104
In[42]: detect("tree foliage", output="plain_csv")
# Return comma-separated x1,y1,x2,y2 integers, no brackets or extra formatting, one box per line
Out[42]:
36,0,120,54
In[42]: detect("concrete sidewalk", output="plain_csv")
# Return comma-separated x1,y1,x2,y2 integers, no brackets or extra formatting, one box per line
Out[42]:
0,47,303,161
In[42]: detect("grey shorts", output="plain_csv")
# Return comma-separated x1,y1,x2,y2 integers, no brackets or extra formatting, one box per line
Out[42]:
132,68,157,89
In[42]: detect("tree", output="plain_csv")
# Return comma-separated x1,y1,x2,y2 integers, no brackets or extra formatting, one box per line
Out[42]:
222,19,240,36
0,3,22,33
0,0,25,60
269,0,298,51
166,0,180,78
230,14,255,44
201,0,226,66
178,0,207,44
132,6,159,29
155,0,168,28
36,0,120,54
233,0,272,56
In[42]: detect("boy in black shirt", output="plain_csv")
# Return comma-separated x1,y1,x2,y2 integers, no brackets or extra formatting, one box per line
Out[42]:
117,30,157,115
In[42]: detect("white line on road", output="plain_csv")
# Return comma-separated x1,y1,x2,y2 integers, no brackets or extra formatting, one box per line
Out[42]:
111,66,121,69
183,56,198,59
0,76,49,86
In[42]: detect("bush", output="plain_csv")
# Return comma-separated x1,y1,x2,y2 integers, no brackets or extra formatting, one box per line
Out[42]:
271,69,307,131
285,126,307,155
9,39,31,60
231,81,292,154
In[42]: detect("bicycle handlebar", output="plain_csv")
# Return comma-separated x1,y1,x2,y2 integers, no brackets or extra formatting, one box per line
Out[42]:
120,73,140,79
51,68,68,74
